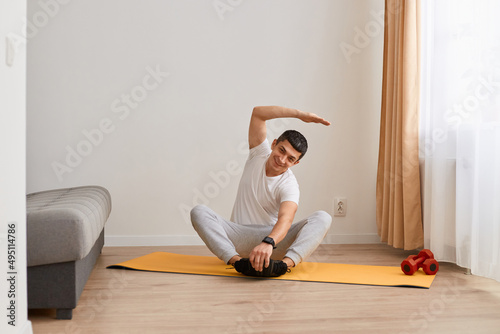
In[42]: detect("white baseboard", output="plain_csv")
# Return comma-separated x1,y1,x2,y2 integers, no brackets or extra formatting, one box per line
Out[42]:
105,233,381,247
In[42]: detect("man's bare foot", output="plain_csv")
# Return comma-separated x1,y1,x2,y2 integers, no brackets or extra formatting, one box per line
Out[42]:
283,257,295,268
228,255,242,266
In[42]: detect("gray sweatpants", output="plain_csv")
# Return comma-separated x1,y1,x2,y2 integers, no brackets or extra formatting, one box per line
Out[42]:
190,204,332,265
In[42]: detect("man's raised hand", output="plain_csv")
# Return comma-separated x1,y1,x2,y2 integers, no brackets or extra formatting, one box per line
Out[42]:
298,111,331,126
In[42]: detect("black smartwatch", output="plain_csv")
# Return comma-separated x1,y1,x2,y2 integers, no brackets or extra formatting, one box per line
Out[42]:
262,236,276,249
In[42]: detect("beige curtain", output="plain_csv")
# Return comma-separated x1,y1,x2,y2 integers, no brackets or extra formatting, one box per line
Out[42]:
376,0,423,250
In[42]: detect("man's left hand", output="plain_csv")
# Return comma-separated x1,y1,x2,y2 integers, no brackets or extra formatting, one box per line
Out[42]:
249,242,274,272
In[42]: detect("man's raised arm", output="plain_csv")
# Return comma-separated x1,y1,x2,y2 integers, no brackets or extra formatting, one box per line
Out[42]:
248,106,331,149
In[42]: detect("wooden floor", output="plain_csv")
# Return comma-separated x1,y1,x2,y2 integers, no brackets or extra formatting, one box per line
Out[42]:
29,244,500,334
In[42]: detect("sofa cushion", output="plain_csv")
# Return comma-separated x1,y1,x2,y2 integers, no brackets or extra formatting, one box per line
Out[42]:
27,186,111,267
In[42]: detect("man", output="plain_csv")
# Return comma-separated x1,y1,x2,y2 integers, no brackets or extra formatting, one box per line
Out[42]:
191,105,332,277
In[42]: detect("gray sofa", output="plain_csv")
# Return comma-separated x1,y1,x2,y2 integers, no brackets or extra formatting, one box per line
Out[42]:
27,186,112,319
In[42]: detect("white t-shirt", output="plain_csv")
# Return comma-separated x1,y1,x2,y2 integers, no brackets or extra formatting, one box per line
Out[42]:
230,139,300,226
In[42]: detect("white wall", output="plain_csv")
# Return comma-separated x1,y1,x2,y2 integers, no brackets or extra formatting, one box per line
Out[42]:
1,1,33,333
27,0,384,246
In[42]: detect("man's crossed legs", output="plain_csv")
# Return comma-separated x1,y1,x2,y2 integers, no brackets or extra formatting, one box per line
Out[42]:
190,205,332,275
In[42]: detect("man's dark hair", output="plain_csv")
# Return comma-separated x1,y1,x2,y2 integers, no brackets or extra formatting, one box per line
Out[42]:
276,130,308,160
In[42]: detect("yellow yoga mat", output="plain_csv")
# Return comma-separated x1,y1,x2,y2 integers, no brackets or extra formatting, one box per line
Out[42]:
107,252,436,288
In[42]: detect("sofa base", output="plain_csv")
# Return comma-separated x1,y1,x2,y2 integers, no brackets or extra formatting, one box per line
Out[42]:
27,230,104,319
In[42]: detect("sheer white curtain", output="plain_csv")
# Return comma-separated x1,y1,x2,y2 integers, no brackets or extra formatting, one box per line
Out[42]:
420,0,500,282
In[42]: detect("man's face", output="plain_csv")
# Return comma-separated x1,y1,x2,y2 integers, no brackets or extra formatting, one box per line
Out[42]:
266,139,301,176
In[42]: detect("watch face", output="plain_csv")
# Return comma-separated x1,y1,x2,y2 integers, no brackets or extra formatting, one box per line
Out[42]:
263,236,275,246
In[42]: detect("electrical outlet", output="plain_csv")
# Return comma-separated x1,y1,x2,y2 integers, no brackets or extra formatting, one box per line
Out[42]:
334,198,347,217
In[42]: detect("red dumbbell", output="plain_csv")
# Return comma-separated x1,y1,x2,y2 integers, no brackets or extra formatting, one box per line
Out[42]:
401,249,439,275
